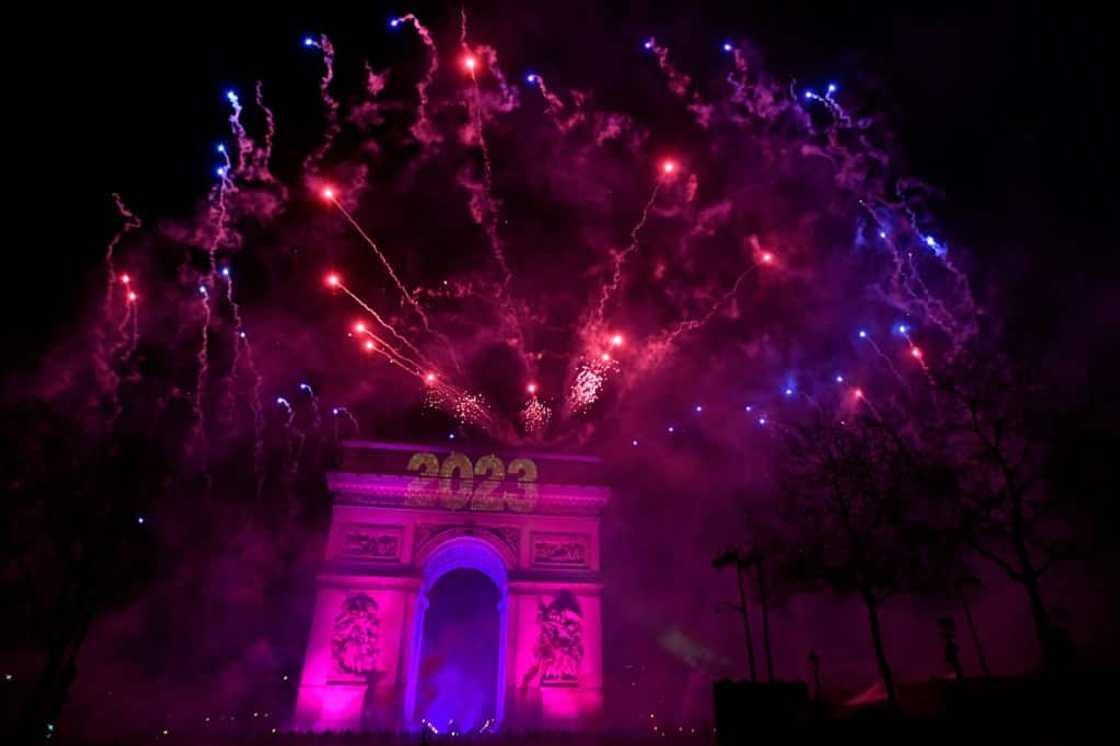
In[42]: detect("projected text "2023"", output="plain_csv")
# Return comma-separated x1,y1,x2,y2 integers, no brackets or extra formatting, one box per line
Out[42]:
404,452,539,511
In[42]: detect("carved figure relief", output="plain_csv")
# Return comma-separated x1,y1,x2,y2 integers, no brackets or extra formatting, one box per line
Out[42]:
331,594,380,675
531,533,589,567
339,524,402,561
535,593,584,685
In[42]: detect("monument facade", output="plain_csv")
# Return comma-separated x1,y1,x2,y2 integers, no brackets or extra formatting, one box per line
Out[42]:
293,440,608,732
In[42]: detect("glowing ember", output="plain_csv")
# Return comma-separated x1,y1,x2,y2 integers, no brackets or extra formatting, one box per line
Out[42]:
519,396,552,435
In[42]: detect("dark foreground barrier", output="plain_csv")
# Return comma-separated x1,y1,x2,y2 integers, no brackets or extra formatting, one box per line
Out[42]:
713,679,812,744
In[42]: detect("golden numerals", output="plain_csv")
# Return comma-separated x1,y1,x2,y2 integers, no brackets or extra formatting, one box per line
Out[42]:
505,458,539,512
404,453,439,506
471,454,505,511
439,452,474,509
404,452,539,511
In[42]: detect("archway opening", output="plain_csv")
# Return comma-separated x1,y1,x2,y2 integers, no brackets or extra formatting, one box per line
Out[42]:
416,568,501,733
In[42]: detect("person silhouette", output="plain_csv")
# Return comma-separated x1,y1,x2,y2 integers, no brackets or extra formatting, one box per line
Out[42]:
938,617,964,679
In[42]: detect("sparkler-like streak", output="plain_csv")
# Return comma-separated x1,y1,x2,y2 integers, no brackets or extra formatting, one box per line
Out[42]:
856,329,909,390
593,176,664,326
352,326,429,378
189,130,237,470
96,194,142,421
331,406,359,440
566,353,619,415
111,287,141,362
328,275,434,369
462,47,510,287
237,329,266,500
192,281,213,459
77,16,1001,463
324,192,434,330
456,9,533,379
253,81,278,182
216,95,256,414
643,37,690,97
852,387,883,422
458,10,521,290
275,396,306,475
723,45,788,121
640,266,754,374
216,266,249,422
390,14,441,147
350,322,496,434
519,385,552,435
104,286,141,429
802,84,852,128
303,34,339,174
300,382,322,433
226,88,251,175
526,73,567,128
863,202,974,354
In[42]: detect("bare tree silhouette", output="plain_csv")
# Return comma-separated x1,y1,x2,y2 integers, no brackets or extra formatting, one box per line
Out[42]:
777,412,959,705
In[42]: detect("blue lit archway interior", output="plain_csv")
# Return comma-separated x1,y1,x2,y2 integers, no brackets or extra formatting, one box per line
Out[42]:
404,537,510,732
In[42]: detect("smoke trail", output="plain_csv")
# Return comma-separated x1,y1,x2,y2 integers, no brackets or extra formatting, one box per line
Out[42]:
252,81,278,182
593,181,662,327
643,37,711,128
458,9,520,288
348,62,390,130
104,296,141,429
95,194,142,423
303,34,339,174
243,343,266,499
638,266,754,376
393,14,441,147
118,300,140,363
457,8,533,378
527,74,567,129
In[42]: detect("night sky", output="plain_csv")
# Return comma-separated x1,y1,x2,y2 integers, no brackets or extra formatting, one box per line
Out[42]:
9,2,1114,377
4,0,1117,739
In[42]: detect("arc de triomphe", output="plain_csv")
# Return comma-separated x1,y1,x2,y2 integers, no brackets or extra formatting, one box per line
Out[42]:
293,440,607,732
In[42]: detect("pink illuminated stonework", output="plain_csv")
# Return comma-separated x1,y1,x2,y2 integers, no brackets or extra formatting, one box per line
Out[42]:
294,441,607,732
